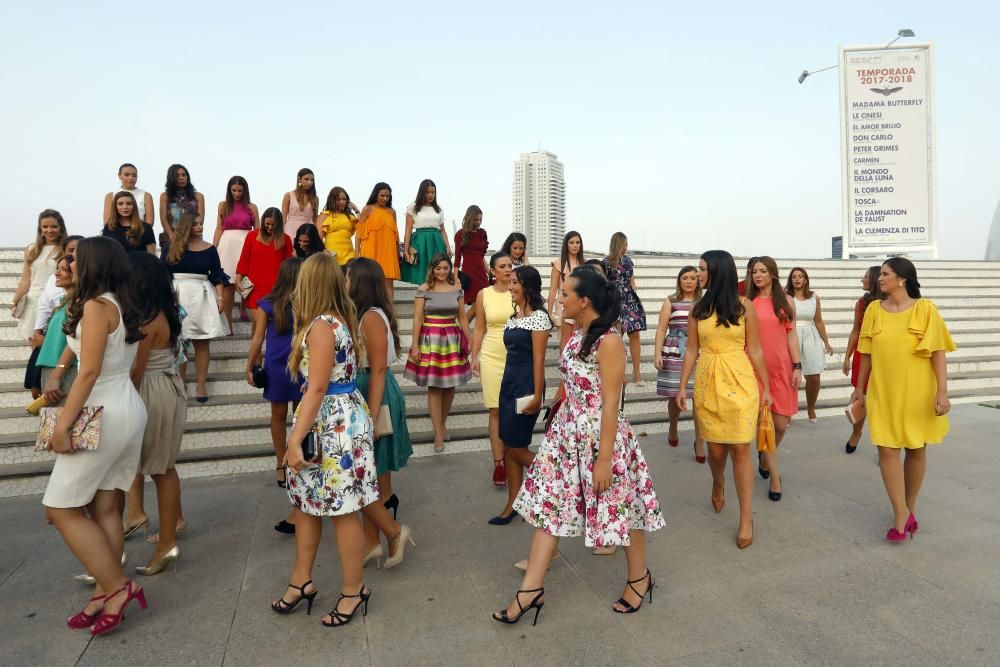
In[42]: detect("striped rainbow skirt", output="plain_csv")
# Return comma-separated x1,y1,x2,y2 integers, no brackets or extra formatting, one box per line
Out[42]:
403,316,473,388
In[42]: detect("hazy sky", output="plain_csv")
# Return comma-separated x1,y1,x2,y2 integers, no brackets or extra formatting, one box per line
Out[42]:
2,0,997,259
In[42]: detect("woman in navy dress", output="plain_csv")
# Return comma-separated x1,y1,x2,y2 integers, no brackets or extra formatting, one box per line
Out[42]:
490,265,552,525
601,232,646,386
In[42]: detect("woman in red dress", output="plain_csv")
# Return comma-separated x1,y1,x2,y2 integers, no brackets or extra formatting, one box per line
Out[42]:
453,205,489,320
842,265,882,453
236,207,293,313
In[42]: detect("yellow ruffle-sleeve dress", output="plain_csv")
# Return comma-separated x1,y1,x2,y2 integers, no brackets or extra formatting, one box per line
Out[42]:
320,211,356,265
693,313,760,444
859,299,956,448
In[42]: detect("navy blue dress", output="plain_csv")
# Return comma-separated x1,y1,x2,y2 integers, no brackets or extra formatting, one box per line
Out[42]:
498,310,552,447
258,299,301,403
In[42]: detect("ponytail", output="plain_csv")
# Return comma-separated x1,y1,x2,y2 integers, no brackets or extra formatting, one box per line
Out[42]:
569,267,621,360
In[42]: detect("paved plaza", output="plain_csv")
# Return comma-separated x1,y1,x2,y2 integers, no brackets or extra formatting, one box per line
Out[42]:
1,406,999,666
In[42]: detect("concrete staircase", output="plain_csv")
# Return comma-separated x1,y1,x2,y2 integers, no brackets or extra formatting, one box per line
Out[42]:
1,250,998,497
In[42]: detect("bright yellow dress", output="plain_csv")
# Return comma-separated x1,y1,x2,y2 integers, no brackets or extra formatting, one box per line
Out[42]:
859,299,956,448
479,286,513,409
693,314,759,444
320,210,356,265
357,206,400,280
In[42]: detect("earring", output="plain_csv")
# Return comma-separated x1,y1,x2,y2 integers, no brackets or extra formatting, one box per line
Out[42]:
898,282,903,287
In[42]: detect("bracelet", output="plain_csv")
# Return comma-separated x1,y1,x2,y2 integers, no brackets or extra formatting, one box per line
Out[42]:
56,363,70,369
792,362,802,370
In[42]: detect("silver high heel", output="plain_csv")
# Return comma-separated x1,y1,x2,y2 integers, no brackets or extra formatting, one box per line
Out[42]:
383,525,415,569
74,552,128,585
135,545,181,576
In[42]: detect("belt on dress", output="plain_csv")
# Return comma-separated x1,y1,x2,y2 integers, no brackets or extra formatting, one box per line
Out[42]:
324,381,357,395
173,273,210,282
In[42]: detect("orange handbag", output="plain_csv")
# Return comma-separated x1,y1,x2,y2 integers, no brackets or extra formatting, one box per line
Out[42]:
757,404,775,453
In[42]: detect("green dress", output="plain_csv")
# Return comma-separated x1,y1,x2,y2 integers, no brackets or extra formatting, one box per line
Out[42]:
400,203,447,285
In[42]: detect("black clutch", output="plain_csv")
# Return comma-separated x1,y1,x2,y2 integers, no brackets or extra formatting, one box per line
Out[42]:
301,430,321,464
458,270,471,291
252,364,267,389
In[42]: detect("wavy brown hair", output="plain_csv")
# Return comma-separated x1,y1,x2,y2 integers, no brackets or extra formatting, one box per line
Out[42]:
27,209,67,263
262,257,303,336
425,252,456,288
347,258,402,359
294,168,319,213
459,205,482,247
671,265,702,302
107,191,144,247
784,266,813,299
166,213,198,265
746,256,794,322
63,237,143,343
223,175,251,218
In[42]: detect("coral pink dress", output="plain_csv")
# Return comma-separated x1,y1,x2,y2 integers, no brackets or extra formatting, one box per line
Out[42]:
752,296,798,418
236,230,293,309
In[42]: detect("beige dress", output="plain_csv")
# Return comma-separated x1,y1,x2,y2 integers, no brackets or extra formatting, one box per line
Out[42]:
138,347,187,475
16,245,58,340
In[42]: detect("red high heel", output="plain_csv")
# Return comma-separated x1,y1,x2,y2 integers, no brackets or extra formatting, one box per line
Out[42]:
694,442,706,464
67,594,105,630
905,513,918,537
885,527,908,542
90,580,148,636
668,437,679,447
492,459,507,487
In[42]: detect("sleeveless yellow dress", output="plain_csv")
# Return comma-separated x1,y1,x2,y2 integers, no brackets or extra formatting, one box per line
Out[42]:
693,314,759,444
859,299,956,448
479,286,514,408
357,206,400,279
320,210,356,265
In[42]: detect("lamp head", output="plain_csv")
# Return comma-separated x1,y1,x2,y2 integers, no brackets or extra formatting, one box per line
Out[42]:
798,70,809,84
898,28,915,37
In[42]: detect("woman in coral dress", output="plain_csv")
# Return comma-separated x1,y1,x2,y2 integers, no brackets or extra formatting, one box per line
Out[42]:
357,182,401,300
851,258,955,542
236,207,293,311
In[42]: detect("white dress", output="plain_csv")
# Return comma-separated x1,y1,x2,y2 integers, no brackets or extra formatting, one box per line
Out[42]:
42,294,148,508
795,294,825,376
16,245,59,340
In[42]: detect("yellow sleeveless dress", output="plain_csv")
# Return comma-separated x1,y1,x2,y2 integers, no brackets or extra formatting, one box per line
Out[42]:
693,314,759,444
479,286,514,408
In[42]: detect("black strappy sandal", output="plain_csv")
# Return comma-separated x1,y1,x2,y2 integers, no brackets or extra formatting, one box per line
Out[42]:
276,466,287,489
322,586,371,627
613,570,654,614
492,587,545,626
270,580,317,615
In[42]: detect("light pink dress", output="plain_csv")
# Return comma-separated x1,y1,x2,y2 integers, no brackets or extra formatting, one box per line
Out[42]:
285,193,315,237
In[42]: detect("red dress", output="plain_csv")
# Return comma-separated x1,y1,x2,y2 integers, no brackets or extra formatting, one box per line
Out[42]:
850,298,869,391
454,228,489,305
752,296,798,418
236,230,293,309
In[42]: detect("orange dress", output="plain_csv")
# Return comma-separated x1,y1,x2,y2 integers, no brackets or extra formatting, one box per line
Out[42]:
357,206,400,280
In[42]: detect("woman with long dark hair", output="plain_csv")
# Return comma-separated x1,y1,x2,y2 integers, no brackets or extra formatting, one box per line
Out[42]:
785,267,834,423
601,232,646,385
35,242,79,400
103,191,156,254
549,231,583,348
400,179,450,285
489,265,552,525
318,186,358,266
494,267,664,625
103,163,154,226
500,233,528,267
356,182,401,300
295,224,325,259
851,258,955,541
403,253,472,452
677,250,771,548
236,207,294,315
453,205,489,317
347,258,415,569
214,176,259,330
158,164,205,253
42,237,149,636
842,265,883,452
281,168,319,237
13,209,66,344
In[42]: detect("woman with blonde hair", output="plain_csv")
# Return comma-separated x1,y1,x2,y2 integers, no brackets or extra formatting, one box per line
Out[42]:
103,191,156,254
453,205,490,317
12,209,66,344
272,253,380,627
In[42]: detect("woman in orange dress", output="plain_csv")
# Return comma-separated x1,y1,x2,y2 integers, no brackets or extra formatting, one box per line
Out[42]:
357,182,401,301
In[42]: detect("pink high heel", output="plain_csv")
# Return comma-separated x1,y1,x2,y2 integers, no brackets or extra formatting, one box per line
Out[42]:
885,527,909,542
67,594,105,630
905,513,918,537
90,580,148,636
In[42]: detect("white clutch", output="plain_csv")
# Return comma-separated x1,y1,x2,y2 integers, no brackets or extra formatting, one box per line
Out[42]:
515,395,536,415
374,405,393,436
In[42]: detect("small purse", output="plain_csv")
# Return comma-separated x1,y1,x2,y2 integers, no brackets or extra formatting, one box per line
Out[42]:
515,394,537,415
845,398,867,425
757,404,775,453
26,395,49,416
12,297,26,319
251,364,268,389
238,276,255,299
374,405,393,437
300,425,322,465
457,270,471,291
35,406,104,452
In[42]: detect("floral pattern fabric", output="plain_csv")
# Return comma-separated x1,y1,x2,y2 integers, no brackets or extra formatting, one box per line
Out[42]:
513,330,664,547
286,315,379,516
601,255,647,333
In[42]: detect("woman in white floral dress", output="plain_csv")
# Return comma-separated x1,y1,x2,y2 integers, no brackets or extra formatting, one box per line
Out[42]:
494,268,664,626
271,253,380,628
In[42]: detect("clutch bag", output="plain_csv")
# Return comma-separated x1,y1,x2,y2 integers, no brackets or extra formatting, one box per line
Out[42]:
238,276,254,299
251,364,268,389
301,427,321,464
26,395,49,416
35,406,104,452
515,395,536,415
374,405,393,437
12,297,26,319
845,399,867,425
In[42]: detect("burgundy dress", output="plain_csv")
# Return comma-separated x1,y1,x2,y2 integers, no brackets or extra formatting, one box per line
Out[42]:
454,228,489,305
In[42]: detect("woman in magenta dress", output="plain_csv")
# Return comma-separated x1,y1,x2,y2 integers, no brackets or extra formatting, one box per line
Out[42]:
236,207,293,312
214,176,259,331
747,257,801,502
453,205,489,317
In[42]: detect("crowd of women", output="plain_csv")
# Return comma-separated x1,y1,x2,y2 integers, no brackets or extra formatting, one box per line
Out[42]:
11,162,956,636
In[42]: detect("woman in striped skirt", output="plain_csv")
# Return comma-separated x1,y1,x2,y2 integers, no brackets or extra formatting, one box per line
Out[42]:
654,266,705,462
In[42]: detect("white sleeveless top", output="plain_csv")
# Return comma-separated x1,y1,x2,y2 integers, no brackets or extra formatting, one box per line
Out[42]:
406,203,445,230
112,187,148,220
366,307,398,365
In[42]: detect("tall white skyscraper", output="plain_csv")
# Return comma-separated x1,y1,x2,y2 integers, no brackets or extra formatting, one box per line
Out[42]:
512,150,566,256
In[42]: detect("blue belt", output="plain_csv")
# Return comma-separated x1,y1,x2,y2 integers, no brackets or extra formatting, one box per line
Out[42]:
325,381,357,395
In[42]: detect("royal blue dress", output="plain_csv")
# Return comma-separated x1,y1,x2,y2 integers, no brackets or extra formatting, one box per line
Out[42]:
258,299,301,403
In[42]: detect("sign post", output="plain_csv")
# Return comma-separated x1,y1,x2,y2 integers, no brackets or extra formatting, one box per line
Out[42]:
839,43,937,258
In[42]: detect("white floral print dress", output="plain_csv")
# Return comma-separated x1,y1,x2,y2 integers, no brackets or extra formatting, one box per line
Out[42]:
513,329,665,547
286,315,379,516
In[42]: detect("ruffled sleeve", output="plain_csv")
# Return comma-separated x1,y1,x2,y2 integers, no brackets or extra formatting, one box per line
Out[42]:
206,247,231,286
909,299,956,357
857,301,882,354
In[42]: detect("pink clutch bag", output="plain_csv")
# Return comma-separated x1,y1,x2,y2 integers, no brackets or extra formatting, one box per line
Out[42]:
34,406,104,452
844,399,866,425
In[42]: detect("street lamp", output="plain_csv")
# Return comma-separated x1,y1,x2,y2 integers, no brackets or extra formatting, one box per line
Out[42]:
797,29,916,83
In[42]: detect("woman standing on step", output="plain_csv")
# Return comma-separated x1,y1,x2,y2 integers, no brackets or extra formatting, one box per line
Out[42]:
158,164,205,254
318,186,358,267
35,240,81,401
236,207,294,317
472,252,515,487
43,237,149,636
786,267,834,423
493,268,664,625
357,182,401,301
163,213,229,402
103,163,154,227
214,176,259,331
601,233,646,386
677,250,771,548
747,257,800,503
489,265,551,526
128,253,187,577
453,205,489,319
294,224,325,259
842,266,882,453
549,231,584,349
102,191,156,254
281,168,319,238
851,258,955,542
400,179,450,285
501,233,528,268
403,253,472,453
13,209,66,345
272,253,380,628
654,265,705,462
348,258,415,569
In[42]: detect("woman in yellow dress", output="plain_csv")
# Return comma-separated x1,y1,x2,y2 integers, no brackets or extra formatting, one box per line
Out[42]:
356,182,401,300
318,186,358,266
677,250,771,549
472,252,515,488
851,257,955,542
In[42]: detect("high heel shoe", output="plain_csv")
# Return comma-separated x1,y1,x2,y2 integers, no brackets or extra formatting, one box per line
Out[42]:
492,459,507,487
757,456,770,480
694,442,706,464
737,521,754,549
383,493,399,519
886,527,908,542
276,466,287,489
768,476,782,502
274,519,296,534
383,524,415,569
271,580,318,615
363,544,384,569
668,436,679,447
135,545,181,576
488,510,519,525
322,586,371,627
123,517,150,539
845,441,858,454
711,483,725,513
90,580,148,636
613,569,654,614
905,512,918,537
75,552,127,585
67,594,106,629
492,587,544,626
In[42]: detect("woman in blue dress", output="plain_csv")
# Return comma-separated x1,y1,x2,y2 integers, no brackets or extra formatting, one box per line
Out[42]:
601,232,646,386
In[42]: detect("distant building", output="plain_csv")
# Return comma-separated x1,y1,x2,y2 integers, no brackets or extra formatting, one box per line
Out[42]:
987,200,1000,261
512,150,566,256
